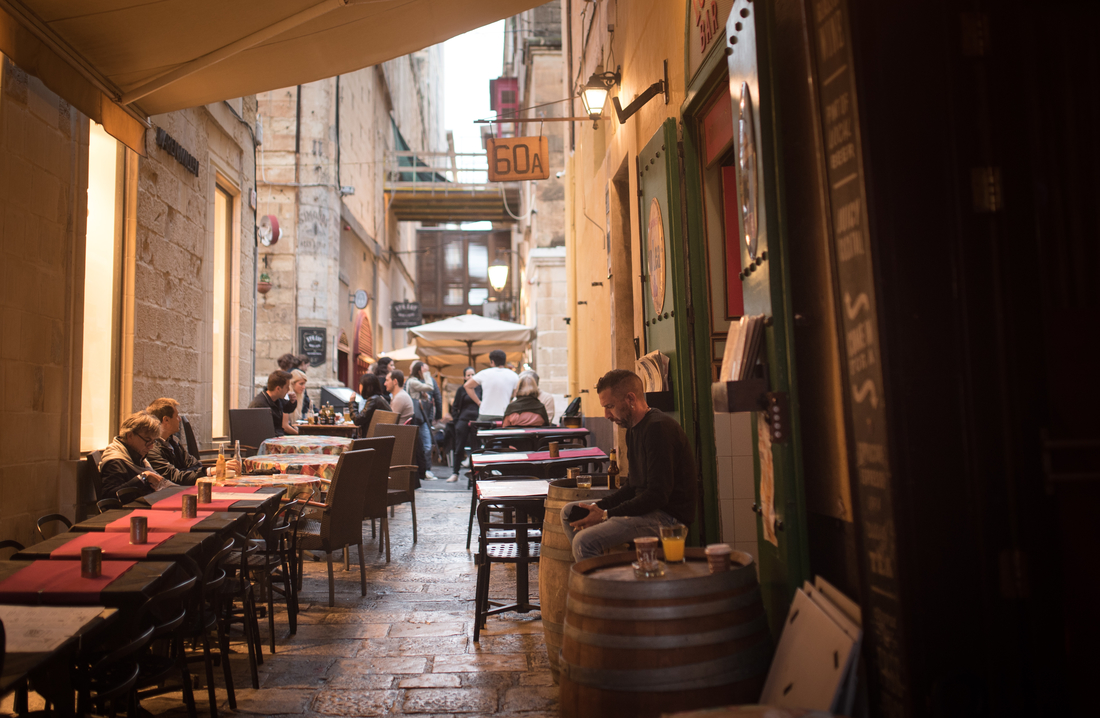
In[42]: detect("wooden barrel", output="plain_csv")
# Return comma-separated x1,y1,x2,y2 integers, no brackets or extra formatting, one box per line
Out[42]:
558,548,772,718
540,478,613,682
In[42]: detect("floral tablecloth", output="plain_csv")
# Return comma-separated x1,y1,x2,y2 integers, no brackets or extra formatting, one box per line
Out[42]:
216,473,322,501
242,453,339,480
257,435,353,456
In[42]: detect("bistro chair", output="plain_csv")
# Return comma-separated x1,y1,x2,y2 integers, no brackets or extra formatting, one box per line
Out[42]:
297,449,374,607
473,498,543,642
86,450,105,501
183,537,237,718
134,575,199,718
228,408,278,457
349,436,396,563
0,539,24,559
96,498,122,513
116,486,145,505
372,423,420,543
242,499,305,653
365,410,398,438
221,512,267,688
35,513,71,541
182,415,221,466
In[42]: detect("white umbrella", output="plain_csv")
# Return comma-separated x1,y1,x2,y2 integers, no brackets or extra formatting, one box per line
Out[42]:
407,314,535,371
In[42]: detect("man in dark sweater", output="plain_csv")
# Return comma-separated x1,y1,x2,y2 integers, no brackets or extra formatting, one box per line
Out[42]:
98,412,176,499
145,397,240,485
249,370,294,436
561,369,697,560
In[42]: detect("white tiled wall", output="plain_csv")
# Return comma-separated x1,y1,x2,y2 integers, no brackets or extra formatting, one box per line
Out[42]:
714,412,758,562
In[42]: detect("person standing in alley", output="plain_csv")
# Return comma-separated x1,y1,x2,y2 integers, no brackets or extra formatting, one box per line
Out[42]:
406,361,442,479
463,349,519,423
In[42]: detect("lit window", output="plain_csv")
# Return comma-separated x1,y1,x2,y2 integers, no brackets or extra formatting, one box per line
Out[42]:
80,124,122,452
468,244,488,279
212,186,233,437
468,288,489,306
444,286,465,305
444,242,463,270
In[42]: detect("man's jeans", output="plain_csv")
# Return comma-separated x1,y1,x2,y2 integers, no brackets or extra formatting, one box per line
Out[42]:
560,502,679,561
417,422,432,475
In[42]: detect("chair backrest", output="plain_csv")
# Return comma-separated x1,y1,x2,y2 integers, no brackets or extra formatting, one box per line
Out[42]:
476,499,543,558
36,513,72,541
86,451,104,501
116,486,144,506
322,449,375,547
96,498,122,514
181,415,201,458
0,540,25,559
229,408,278,454
371,424,417,467
366,410,399,437
351,437,395,520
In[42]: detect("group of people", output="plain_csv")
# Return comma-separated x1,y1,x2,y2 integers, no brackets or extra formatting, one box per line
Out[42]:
248,353,313,437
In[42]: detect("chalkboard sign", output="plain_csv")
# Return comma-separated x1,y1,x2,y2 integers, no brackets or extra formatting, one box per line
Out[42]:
299,327,327,368
391,301,422,329
810,0,908,715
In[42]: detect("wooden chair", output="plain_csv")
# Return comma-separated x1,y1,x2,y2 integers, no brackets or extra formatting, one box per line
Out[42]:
134,576,198,717
371,424,419,544
97,498,123,514
297,449,375,607
86,450,105,501
349,436,396,562
472,498,543,642
229,408,278,457
182,538,237,718
116,486,144,506
0,540,24,559
35,513,71,541
365,410,399,438
182,415,220,466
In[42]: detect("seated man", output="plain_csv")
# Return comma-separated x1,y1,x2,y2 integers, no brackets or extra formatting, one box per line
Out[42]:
145,397,241,485
249,370,294,436
561,369,697,561
99,411,178,499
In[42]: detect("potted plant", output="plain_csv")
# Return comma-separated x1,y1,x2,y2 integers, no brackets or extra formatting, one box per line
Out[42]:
258,272,272,295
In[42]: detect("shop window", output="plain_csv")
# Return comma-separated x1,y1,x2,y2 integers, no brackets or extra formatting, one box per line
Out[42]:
79,123,124,453
212,185,233,437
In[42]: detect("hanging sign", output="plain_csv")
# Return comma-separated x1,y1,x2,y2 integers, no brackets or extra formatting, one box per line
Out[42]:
391,301,422,328
487,136,550,181
299,327,327,368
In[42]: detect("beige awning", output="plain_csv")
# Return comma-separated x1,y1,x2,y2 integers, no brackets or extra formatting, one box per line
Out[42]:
1,0,542,153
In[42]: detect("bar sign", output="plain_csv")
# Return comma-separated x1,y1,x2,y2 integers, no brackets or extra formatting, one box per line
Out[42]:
487,137,550,181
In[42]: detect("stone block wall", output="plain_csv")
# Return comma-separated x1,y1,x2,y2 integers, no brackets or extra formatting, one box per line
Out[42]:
0,58,87,544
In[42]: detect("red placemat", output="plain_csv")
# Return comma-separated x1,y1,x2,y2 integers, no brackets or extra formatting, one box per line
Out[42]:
105,510,212,533
150,486,260,511
0,560,137,604
524,447,607,461
50,531,174,559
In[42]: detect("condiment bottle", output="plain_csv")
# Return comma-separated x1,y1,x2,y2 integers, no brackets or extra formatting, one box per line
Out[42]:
214,442,227,482
233,440,242,472
608,448,621,489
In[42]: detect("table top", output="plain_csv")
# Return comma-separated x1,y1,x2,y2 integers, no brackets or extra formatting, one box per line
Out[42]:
257,435,353,455
477,427,590,437
0,560,176,610
210,473,321,499
14,530,217,567
243,453,339,479
131,485,285,513
72,508,247,535
295,423,357,437
472,446,608,466
476,479,552,500
0,605,118,696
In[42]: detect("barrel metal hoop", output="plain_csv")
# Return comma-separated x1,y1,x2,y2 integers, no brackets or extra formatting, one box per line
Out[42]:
558,638,772,691
565,587,762,621
540,545,577,562
562,613,768,650
543,620,564,636
568,562,759,599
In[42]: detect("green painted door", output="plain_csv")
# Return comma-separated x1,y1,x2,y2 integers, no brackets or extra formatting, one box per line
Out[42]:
725,0,809,633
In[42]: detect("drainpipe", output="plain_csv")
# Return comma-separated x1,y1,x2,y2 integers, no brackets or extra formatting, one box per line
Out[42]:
565,155,579,405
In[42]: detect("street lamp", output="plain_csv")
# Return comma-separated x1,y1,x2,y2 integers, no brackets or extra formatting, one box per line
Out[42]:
488,257,510,292
580,67,621,127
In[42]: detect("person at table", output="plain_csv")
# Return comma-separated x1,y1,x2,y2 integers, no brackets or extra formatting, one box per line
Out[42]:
145,397,241,485
385,369,414,424
99,411,177,499
286,369,312,423
406,361,442,480
373,356,394,388
561,369,697,561
463,349,519,422
503,374,550,427
447,366,481,483
275,353,302,416
249,369,297,436
352,373,392,432
518,370,555,424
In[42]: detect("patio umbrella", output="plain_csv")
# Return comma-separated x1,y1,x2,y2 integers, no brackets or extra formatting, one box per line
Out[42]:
407,314,535,373
378,345,421,375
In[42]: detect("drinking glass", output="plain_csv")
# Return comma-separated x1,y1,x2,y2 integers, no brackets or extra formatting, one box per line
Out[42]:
576,474,592,489
659,523,687,563
635,536,660,572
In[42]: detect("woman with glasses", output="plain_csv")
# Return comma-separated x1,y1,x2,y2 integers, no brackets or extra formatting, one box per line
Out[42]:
98,411,177,499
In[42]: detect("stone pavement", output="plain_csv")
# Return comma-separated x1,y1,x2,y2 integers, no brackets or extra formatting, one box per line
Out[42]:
1,479,557,717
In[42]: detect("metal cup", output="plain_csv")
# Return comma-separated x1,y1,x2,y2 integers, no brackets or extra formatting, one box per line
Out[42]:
566,466,580,483
129,516,148,545
181,494,197,519
197,482,212,504
81,546,103,578
547,441,560,458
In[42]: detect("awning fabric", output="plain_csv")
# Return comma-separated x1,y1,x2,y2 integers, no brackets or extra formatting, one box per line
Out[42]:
407,313,535,370
1,0,542,153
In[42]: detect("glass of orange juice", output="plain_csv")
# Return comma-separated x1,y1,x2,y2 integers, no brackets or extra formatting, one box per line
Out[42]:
659,523,687,563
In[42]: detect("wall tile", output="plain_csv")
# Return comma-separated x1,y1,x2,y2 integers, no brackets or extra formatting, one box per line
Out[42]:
716,455,733,501
719,498,735,545
730,411,753,456
733,498,757,544
712,412,731,457
731,455,755,500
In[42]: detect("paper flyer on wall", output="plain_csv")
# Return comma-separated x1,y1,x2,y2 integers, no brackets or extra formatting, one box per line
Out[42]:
757,411,778,546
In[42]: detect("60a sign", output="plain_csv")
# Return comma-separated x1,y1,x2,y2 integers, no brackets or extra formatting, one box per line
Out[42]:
487,136,550,181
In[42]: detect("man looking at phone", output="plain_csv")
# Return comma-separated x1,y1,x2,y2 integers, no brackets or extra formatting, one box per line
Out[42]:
561,369,697,560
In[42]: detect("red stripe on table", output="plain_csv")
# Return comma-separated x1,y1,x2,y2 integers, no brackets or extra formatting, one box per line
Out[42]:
151,486,260,511
0,560,138,604
50,531,174,559
478,447,606,463
105,510,212,533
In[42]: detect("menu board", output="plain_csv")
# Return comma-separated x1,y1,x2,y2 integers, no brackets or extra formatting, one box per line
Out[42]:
299,327,327,368
809,0,908,715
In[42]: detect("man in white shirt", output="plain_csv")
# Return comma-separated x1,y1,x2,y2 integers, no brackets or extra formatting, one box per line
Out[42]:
464,350,519,422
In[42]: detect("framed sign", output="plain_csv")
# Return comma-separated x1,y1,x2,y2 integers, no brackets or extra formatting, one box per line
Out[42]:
299,327,327,368
487,137,550,181
391,301,422,329
647,197,667,314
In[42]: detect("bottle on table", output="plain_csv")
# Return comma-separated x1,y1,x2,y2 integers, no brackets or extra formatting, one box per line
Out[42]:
608,448,621,489
214,442,227,482
233,440,242,473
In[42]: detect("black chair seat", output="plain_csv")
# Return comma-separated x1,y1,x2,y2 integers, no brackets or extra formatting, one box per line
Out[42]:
485,542,541,560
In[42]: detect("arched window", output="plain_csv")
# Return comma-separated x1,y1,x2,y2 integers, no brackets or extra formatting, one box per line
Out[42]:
354,310,373,374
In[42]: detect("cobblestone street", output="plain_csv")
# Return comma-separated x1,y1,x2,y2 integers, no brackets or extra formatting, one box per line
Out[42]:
147,480,556,718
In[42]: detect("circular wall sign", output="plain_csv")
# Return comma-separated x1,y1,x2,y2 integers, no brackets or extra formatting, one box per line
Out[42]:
354,290,369,310
647,197,667,315
737,82,760,261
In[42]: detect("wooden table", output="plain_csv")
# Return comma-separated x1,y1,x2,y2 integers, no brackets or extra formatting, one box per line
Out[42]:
471,447,608,479
257,435,353,456
211,473,322,502
130,485,285,516
476,427,590,451
14,531,218,577
71,509,247,535
0,560,177,611
0,605,118,697
242,453,339,480
295,423,357,438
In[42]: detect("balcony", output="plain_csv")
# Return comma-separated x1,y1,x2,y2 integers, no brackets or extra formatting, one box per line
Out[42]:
384,150,522,224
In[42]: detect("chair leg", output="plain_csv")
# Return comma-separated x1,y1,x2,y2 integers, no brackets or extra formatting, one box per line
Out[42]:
326,551,335,608
410,494,417,543
371,518,376,538
466,488,477,549
382,514,390,563
267,576,277,654
358,540,367,596
176,633,198,718
199,627,219,718
344,543,350,571
217,618,236,711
